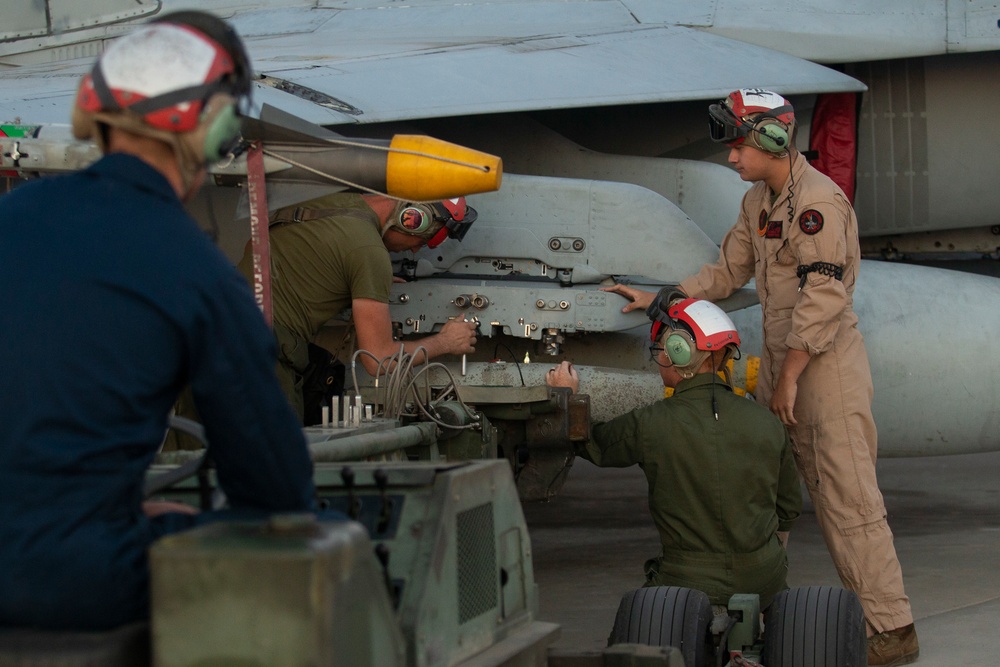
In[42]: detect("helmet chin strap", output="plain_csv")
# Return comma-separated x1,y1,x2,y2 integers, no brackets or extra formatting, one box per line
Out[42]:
674,349,711,380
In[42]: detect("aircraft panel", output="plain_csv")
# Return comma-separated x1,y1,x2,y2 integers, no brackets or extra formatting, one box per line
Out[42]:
850,51,1000,236
924,51,1000,228
955,0,1000,51
221,6,334,39
313,0,635,36
0,0,158,42
0,4,49,41
406,174,721,285
622,0,716,27
47,0,158,33
697,0,979,62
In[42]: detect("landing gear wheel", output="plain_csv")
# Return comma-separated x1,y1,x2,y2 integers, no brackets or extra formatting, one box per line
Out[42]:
609,586,713,667
762,585,866,667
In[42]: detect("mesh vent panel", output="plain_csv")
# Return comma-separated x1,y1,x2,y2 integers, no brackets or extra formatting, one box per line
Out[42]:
456,502,497,624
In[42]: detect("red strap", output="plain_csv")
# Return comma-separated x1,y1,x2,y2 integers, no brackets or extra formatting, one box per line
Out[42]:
246,141,272,326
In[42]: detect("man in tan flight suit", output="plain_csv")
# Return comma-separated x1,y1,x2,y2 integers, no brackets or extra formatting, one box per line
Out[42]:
604,89,918,666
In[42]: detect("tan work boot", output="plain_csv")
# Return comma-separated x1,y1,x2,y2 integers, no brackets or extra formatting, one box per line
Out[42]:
867,623,919,666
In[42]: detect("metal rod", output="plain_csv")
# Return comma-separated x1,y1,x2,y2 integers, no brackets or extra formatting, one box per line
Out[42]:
308,422,437,462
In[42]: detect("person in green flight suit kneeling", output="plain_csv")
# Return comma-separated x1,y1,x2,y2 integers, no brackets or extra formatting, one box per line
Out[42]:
546,289,801,610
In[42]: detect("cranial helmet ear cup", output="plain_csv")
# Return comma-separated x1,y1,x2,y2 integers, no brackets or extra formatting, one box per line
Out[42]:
664,332,693,366
200,95,241,163
663,328,712,379
389,202,438,236
753,118,789,154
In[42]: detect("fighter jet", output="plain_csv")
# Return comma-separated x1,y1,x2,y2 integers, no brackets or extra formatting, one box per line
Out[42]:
3,0,999,470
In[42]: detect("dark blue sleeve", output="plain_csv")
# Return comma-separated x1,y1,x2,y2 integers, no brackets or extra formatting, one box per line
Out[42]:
187,270,316,512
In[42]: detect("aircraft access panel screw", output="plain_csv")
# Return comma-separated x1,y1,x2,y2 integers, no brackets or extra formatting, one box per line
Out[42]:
398,294,409,304
559,301,570,309
572,239,585,251
548,238,562,250
536,299,546,308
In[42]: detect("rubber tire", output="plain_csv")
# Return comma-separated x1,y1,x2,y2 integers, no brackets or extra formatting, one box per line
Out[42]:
609,586,713,667
762,585,866,667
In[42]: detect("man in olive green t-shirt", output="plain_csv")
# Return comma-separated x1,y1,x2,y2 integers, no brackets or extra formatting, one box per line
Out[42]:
237,192,480,422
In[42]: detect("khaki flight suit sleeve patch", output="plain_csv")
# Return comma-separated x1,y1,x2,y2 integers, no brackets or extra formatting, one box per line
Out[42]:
786,201,850,354
798,209,824,235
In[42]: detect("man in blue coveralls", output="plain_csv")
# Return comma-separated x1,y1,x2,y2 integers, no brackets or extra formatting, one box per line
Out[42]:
0,12,319,631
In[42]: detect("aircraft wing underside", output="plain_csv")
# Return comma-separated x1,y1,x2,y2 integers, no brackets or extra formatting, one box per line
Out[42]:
233,4,866,127
0,0,866,128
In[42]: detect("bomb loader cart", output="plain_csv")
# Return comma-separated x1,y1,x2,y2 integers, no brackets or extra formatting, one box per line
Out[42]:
0,372,855,667
0,382,676,667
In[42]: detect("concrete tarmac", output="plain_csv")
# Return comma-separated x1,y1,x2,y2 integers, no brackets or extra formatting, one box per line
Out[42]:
523,450,1000,664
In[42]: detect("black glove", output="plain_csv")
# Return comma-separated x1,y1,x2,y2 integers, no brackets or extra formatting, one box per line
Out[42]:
645,286,688,324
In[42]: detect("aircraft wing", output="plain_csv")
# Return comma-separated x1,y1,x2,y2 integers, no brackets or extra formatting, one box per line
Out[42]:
224,0,867,127
235,2,865,127
0,0,865,128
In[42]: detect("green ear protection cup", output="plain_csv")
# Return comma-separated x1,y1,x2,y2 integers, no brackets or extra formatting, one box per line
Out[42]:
201,101,241,163
664,331,694,366
752,117,789,154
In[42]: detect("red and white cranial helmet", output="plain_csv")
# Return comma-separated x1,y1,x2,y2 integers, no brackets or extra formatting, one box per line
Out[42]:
74,24,235,133
71,11,253,171
724,89,795,126
646,288,741,378
709,88,796,154
666,298,741,351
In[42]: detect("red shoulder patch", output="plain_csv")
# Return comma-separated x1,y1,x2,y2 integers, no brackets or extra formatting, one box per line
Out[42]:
757,210,768,237
798,209,824,235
